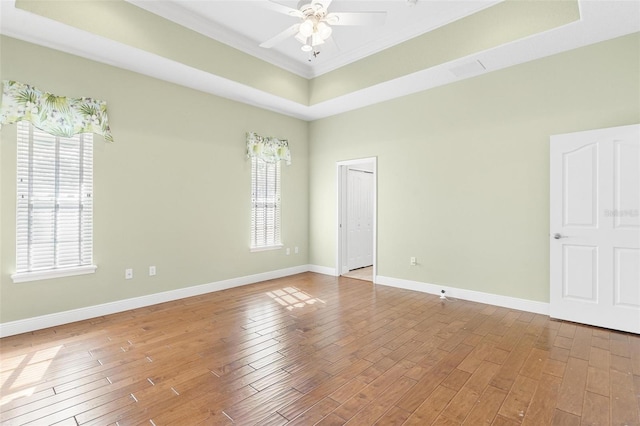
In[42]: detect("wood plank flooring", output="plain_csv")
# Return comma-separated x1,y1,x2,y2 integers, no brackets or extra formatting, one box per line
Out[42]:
1,272,639,425
341,267,373,283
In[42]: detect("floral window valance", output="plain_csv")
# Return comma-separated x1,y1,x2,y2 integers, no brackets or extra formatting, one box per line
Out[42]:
246,132,291,165
0,80,113,142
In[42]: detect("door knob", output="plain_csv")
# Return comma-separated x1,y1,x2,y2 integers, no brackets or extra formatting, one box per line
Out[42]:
553,233,565,239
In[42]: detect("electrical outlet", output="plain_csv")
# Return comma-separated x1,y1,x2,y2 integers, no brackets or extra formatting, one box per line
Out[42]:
294,246,299,254
410,257,417,266
125,268,133,279
286,248,291,255
149,266,156,276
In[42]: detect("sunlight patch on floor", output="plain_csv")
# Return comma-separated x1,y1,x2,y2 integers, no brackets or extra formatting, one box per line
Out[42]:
266,287,326,310
0,345,62,406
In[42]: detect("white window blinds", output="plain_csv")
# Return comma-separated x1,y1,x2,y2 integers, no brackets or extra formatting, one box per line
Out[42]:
15,121,94,277
251,156,282,250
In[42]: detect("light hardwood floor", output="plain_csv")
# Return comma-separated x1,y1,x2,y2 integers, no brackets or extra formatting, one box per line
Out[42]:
1,272,639,425
341,267,373,282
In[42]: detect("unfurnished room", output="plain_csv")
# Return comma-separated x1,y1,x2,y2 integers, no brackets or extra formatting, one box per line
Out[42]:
0,0,639,424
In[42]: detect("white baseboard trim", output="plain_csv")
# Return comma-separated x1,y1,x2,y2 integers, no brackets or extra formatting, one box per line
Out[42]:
308,264,337,276
0,267,549,338
376,275,549,316
0,265,309,338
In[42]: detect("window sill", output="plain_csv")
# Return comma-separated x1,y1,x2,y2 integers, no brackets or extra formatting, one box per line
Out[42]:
250,244,283,253
12,265,97,283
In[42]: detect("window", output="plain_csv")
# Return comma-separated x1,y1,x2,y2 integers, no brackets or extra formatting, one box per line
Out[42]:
12,122,96,283
250,156,282,250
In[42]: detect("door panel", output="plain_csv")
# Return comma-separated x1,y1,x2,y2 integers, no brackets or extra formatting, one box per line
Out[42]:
563,144,598,227
347,168,374,271
615,248,640,308
550,124,640,334
562,245,598,303
614,141,640,229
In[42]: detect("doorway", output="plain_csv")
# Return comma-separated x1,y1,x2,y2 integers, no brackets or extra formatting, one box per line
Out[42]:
336,157,377,283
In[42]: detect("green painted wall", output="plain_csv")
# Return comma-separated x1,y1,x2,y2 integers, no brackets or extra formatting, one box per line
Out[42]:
0,36,309,323
308,33,640,303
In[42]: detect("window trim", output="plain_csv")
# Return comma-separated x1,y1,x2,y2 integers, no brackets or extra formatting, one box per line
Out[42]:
250,244,284,253
12,265,97,283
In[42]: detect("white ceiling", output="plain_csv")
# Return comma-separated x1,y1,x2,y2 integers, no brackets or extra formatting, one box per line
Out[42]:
126,0,502,78
1,1,639,121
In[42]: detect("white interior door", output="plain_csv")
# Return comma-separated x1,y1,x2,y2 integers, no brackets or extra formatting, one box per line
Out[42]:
346,168,374,270
550,124,640,334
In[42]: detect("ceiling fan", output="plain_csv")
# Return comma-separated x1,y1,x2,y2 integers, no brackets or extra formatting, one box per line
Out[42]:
260,0,386,56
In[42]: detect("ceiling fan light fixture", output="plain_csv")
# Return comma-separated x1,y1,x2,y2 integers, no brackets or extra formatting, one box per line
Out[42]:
317,21,332,39
311,33,325,46
299,19,314,37
301,44,313,52
294,31,307,44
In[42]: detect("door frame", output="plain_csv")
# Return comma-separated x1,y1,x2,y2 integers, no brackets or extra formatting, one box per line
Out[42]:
336,157,377,282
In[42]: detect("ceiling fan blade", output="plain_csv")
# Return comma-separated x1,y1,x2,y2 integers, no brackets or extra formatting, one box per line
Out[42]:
327,11,386,26
260,23,301,48
315,0,332,11
262,0,303,18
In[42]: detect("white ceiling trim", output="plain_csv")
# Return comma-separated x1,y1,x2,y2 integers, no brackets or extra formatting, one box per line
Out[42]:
0,0,639,122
